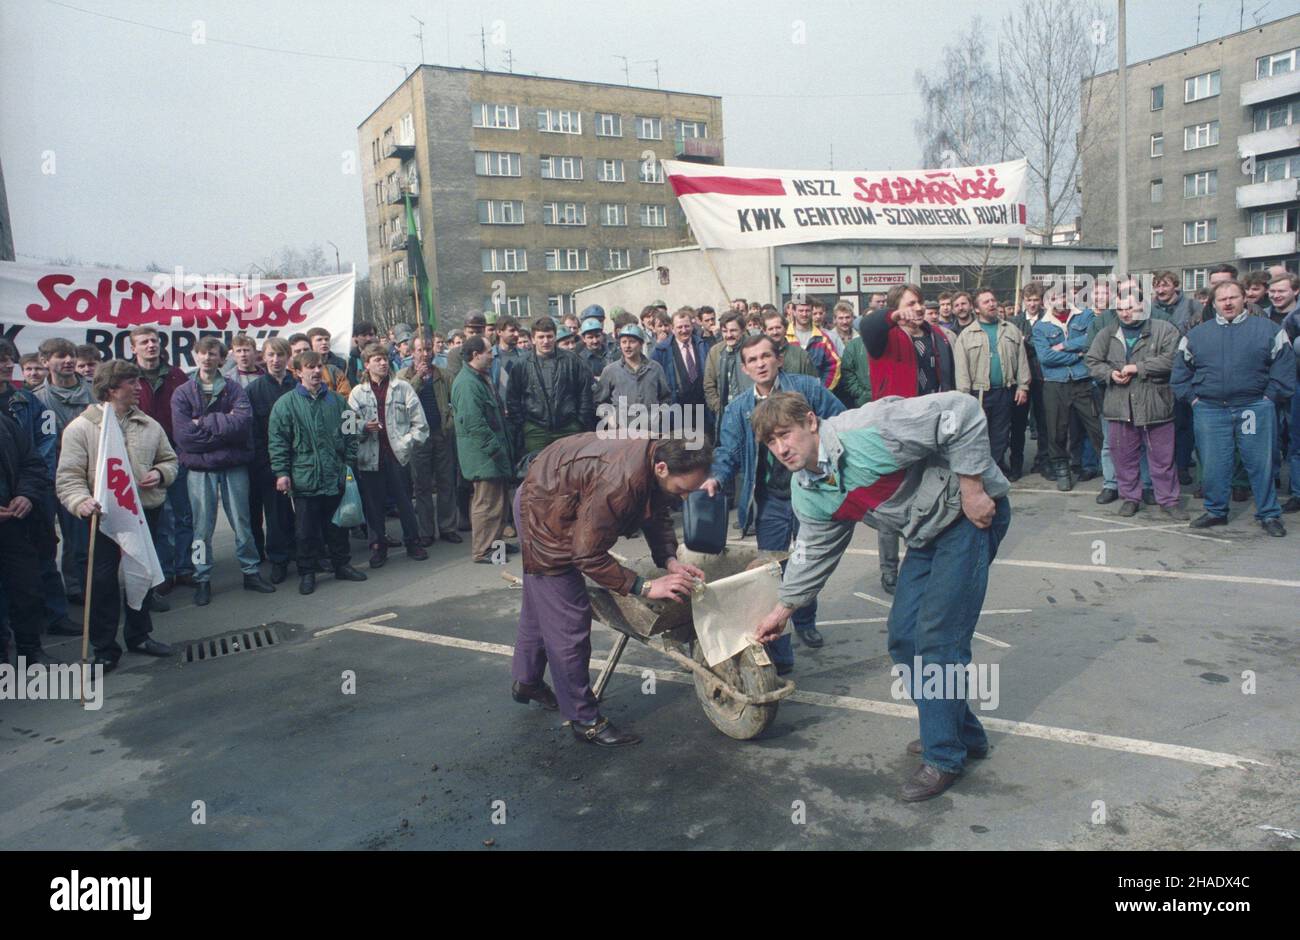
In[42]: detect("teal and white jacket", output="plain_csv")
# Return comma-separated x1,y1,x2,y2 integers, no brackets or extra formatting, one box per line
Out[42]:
780,392,1010,608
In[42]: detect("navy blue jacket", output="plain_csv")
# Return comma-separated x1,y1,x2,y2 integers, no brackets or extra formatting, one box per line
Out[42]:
1172,312,1296,406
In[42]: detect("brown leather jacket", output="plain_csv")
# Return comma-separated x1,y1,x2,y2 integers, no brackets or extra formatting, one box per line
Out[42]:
518,434,677,593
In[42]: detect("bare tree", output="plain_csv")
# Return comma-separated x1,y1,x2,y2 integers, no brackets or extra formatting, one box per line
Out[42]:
913,18,1012,169
997,0,1117,237
250,244,334,279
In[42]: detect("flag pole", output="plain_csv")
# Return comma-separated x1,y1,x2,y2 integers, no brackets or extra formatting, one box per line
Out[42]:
411,274,421,325
699,245,731,306
79,510,99,706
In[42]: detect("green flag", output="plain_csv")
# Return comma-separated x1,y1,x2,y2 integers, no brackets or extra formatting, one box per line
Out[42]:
404,191,436,331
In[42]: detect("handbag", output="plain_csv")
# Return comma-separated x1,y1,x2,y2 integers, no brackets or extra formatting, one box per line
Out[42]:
331,467,365,528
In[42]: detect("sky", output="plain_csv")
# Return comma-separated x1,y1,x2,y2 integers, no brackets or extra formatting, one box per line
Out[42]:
2,0,1298,276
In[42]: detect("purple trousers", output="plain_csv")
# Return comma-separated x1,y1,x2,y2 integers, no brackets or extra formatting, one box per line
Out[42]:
1109,420,1179,506
511,490,600,723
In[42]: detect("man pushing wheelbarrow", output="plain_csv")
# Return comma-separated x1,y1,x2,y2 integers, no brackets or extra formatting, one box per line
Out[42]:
511,434,711,747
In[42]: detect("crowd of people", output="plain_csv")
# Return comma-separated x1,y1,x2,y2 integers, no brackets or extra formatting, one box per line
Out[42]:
1,265,1296,716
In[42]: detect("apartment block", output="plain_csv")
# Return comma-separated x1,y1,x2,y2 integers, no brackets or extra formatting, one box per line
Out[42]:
1081,13,1300,290
357,65,723,325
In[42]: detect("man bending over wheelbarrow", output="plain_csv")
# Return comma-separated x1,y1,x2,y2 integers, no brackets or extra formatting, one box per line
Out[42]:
751,391,1011,801
512,434,712,747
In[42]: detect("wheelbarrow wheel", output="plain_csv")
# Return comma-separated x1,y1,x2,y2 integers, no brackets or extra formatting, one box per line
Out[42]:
691,642,781,740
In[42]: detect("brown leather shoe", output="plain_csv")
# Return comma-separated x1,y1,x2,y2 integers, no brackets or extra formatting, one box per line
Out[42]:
511,680,558,710
908,738,988,759
900,763,960,802
571,717,641,747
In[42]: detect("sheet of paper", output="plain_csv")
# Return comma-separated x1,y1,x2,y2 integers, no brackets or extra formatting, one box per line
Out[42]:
691,562,785,668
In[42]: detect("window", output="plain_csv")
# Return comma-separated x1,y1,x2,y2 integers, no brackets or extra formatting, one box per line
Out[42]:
1150,85,1164,110
540,155,583,180
1252,100,1296,132
399,113,415,144
542,202,586,225
1183,170,1217,198
544,248,588,272
1184,70,1220,103
596,112,622,137
1250,208,1295,236
1150,133,1164,157
1182,268,1208,291
548,294,577,318
638,159,664,184
488,295,531,318
537,109,582,134
1150,178,1163,203
597,159,625,182
678,120,707,138
1255,154,1300,183
1183,120,1219,150
481,248,527,272
1257,47,1300,79
1183,219,1216,245
371,138,380,165
607,249,631,271
639,204,667,227
472,103,519,129
475,151,521,176
636,115,662,140
477,199,524,225
601,203,627,226
1150,226,1164,249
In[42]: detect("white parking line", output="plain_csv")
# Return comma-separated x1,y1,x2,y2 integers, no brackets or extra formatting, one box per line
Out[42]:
853,592,1024,647
1072,513,1233,544
315,618,1265,770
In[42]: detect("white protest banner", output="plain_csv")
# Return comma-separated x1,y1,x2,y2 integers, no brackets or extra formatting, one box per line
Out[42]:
92,404,164,610
0,261,355,368
662,158,1029,250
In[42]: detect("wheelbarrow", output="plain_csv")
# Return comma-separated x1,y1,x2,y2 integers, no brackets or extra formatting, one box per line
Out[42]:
503,544,796,740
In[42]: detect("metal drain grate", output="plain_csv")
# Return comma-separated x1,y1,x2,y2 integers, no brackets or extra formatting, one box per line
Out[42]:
183,626,280,664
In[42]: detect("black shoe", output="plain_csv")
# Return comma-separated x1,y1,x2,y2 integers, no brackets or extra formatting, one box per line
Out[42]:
1006,467,1022,482
333,564,368,582
154,577,175,597
46,618,83,637
1178,468,1194,486
1055,460,1074,492
1142,487,1156,506
1118,500,1140,517
1189,513,1227,529
797,626,824,649
369,545,387,569
473,556,494,565
298,572,316,595
511,680,559,710
243,573,276,593
571,717,641,747
148,592,170,613
776,662,793,676
908,738,989,760
1282,496,1300,514
441,530,463,544
881,569,898,595
90,653,118,674
406,542,429,561
900,763,961,802
1077,469,1099,482
1261,518,1286,538
1232,486,1249,502
503,542,520,555
194,582,212,606
269,562,289,584
127,638,173,657
1095,487,1118,505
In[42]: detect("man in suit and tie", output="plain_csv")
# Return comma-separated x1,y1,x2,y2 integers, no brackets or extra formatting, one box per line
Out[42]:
652,306,712,436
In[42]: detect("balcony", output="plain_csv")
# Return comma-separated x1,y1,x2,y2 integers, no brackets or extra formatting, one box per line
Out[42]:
1235,230,1298,258
388,231,408,252
1237,124,1300,159
382,131,416,159
1236,177,1300,209
385,178,419,205
1241,68,1300,108
674,135,722,163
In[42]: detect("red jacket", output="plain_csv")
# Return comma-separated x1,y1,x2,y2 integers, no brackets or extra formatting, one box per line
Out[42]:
860,308,955,400
136,362,189,444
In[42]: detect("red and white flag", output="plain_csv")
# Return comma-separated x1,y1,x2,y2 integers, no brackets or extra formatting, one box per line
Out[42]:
92,405,164,610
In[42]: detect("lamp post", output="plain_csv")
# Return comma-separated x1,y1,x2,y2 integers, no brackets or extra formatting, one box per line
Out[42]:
326,240,340,274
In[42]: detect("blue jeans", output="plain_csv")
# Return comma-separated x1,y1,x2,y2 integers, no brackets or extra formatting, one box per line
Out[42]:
753,494,817,668
1101,417,1151,491
1193,400,1280,520
157,465,196,579
887,498,1011,774
1290,394,1300,496
188,466,261,582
